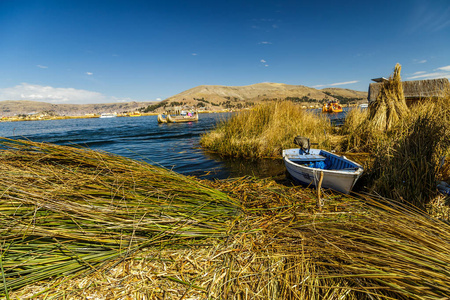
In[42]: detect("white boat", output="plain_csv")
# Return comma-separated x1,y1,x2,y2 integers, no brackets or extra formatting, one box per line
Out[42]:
359,103,369,109
100,113,117,118
283,148,363,194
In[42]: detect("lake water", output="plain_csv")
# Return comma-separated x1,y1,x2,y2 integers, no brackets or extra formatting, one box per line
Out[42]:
0,109,351,180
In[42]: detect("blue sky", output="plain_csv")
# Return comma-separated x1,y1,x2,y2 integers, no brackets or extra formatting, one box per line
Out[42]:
0,0,449,104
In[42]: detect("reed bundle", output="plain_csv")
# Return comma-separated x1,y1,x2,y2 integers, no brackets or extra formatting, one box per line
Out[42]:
368,63,409,131
340,64,409,152
200,101,331,159
0,138,241,295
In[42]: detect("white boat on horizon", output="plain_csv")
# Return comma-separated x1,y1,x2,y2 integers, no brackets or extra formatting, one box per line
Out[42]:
359,103,369,109
100,113,117,118
283,147,363,194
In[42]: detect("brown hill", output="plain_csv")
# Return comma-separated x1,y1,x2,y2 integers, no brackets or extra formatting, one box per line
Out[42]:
159,83,367,111
0,100,156,117
321,88,368,99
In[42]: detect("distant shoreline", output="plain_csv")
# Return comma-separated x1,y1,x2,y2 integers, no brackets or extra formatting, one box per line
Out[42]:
0,105,364,123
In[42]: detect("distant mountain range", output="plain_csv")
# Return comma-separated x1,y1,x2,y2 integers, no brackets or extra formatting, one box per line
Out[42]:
0,101,155,117
0,83,368,116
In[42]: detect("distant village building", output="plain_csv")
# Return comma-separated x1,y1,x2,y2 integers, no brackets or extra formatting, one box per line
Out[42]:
368,78,450,106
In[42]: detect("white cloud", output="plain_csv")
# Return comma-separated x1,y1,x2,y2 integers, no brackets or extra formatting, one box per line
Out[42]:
437,65,450,72
409,4,450,33
86,72,93,76
406,65,450,80
407,72,450,80
0,83,131,104
192,53,198,56
330,80,359,86
37,65,48,69
260,59,266,63
259,41,272,45
312,81,359,88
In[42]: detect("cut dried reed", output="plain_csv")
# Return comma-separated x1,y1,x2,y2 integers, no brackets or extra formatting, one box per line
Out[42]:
0,138,241,294
2,142,450,299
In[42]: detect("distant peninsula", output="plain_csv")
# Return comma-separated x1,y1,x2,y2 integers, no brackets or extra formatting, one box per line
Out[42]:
0,83,368,118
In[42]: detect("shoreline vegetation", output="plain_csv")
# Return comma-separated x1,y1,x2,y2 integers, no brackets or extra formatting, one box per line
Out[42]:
2,65,450,299
0,110,233,122
0,104,364,123
200,101,333,159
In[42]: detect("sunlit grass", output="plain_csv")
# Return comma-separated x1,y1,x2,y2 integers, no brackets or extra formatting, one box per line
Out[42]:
200,101,332,159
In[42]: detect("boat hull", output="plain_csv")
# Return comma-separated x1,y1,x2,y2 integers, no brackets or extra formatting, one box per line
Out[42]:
322,107,343,113
322,102,343,113
167,114,198,123
283,148,363,194
157,114,167,123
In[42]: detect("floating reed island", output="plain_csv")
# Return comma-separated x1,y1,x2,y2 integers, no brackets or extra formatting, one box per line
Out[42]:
1,64,450,299
1,138,450,299
200,101,332,159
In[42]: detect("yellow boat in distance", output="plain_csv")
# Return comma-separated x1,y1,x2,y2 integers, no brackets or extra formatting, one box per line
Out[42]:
128,112,142,117
322,101,343,113
157,111,199,123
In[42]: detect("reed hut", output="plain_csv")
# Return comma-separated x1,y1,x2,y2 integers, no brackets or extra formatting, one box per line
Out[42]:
165,105,182,115
368,78,450,106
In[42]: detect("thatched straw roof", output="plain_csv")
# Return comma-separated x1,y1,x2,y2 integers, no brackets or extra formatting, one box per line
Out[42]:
368,78,450,102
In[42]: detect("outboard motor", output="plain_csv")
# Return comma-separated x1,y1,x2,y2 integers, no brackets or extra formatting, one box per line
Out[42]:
293,136,310,154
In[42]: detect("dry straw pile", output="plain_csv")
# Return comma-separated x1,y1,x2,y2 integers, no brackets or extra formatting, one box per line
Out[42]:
0,138,240,297
368,63,409,131
1,140,450,299
340,63,409,152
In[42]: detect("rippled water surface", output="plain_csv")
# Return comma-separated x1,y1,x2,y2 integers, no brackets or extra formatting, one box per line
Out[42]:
0,109,351,179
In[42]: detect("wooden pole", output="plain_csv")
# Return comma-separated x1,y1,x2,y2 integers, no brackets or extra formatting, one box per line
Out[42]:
317,171,324,211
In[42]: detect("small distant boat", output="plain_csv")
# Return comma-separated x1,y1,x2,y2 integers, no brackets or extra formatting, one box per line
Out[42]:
157,114,167,123
158,110,199,123
322,101,343,113
167,112,198,123
359,103,369,109
99,113,117,118
129,112,142,117
283,137,363,194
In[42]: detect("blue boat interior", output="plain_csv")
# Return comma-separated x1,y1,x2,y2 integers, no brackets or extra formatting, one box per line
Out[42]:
290,149,359,171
